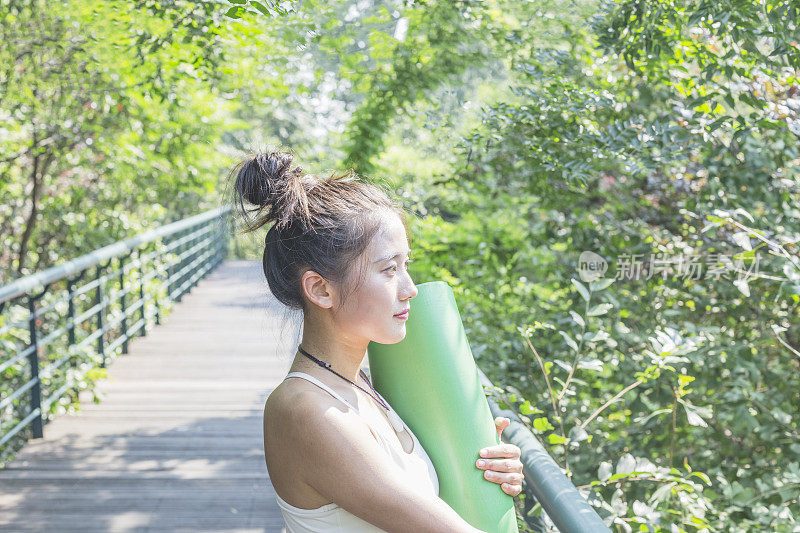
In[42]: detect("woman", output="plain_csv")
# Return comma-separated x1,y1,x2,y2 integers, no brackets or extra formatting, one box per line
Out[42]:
231,150,524,532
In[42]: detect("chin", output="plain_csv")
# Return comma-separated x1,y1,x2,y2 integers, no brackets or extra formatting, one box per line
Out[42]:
376,327,407,345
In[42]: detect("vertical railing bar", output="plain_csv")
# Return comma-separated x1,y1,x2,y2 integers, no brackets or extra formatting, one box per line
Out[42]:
175,228,187,302
66,278,77,347
94,263,107,368
137,248,147,338
118,252,131,355
165,232,174,301
175,227,189,303
154,239,163,326
170,229,184,300
26,294,44,439
190,228,202,291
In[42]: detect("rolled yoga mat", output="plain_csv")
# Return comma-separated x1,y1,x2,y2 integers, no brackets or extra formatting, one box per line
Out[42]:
367,281,519,533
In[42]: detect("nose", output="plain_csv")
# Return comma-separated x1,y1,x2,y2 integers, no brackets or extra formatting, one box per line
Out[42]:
401,271,418,301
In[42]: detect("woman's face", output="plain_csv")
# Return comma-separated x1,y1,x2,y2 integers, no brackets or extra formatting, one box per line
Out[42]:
333,211,418,345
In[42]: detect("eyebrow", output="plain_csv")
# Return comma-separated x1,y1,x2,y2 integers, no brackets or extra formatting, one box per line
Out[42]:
373,250,412,264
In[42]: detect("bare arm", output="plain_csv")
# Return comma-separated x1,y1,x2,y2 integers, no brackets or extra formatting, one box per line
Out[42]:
284,397,485,533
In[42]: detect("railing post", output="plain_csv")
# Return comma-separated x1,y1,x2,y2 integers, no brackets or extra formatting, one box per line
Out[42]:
95,265,106,368
188,229,198,292
118,255,129,354
137,249,147,337
66,277,77,347
165,232,176,301
175,229,188,303
175,228,185,301
153,241,162,326
26,296,43,439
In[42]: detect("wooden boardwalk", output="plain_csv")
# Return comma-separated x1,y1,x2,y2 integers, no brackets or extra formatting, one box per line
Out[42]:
0,261,298,532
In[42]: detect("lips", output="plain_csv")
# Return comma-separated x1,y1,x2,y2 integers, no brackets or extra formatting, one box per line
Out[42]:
393,309,410,319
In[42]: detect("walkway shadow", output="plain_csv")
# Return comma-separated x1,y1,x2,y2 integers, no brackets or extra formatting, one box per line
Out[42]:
0,413,283,532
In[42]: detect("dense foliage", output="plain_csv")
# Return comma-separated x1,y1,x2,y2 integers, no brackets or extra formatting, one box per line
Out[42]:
390,1,800,530
2,0,798,530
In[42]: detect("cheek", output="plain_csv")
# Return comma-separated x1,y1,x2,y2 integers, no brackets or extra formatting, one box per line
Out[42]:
337,277,396,331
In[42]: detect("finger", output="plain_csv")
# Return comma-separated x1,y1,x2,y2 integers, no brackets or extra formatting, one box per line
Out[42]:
481,469,525,487
475,458,523,473
494,416,510,438
479,443,521,459
501,482,523,497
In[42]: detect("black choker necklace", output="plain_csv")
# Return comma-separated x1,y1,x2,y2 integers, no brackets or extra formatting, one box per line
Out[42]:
296,345,407,434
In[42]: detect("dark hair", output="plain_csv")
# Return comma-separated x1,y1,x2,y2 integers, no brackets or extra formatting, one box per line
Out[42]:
230,149,408,311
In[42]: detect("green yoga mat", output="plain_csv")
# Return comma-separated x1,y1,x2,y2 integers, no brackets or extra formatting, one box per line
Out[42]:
367,281,519,533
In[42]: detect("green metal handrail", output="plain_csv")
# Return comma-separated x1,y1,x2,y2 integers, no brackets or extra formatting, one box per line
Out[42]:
0,206,231,452
478,368,611,533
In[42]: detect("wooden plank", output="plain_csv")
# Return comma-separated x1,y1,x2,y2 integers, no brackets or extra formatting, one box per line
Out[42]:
0,261,292,532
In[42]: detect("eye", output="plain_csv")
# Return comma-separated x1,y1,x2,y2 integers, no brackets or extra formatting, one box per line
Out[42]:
384,259,413,273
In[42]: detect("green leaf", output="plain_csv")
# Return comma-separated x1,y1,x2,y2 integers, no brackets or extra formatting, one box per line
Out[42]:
771,324,788,334
598,461,612,482
588,303,613,316
569,426,590,443
559,330,579,352
548,434,568,445
689,471,711,485
734,207,755,223
732,231,752,251
682,402,710,427
533,417,555,432
649,482,676,503
733,278,750,297
586,330,610,343
577,359,604,371
519,400,541,415
224,6,245,18
616,453,636,475
569,310,585,328
589,278,614,291
571,278,590,302
251,1,273,16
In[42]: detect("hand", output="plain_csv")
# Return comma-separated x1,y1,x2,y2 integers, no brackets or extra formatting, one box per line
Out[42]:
475,416,524,497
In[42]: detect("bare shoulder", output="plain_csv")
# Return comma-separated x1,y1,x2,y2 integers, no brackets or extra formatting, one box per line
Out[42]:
264,377,352,428
263,378,370,498
265,378,373,449
264,379,323,447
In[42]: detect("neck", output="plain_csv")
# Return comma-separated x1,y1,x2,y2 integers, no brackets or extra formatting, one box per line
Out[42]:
290,320,368,384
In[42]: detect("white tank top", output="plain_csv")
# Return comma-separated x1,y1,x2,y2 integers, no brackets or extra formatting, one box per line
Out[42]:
274,370,440,533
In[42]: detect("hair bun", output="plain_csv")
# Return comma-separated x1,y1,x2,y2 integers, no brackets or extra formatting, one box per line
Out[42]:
235,151,298,207
231,150,312,232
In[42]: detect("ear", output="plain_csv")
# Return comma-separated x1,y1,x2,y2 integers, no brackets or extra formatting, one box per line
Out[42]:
300,269,336,309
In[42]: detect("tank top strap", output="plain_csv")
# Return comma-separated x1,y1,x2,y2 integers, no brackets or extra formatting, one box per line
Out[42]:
285,372,361,414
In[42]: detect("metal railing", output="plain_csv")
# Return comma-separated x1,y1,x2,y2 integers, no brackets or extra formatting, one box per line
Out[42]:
0,206,231,452
478,368,611,533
